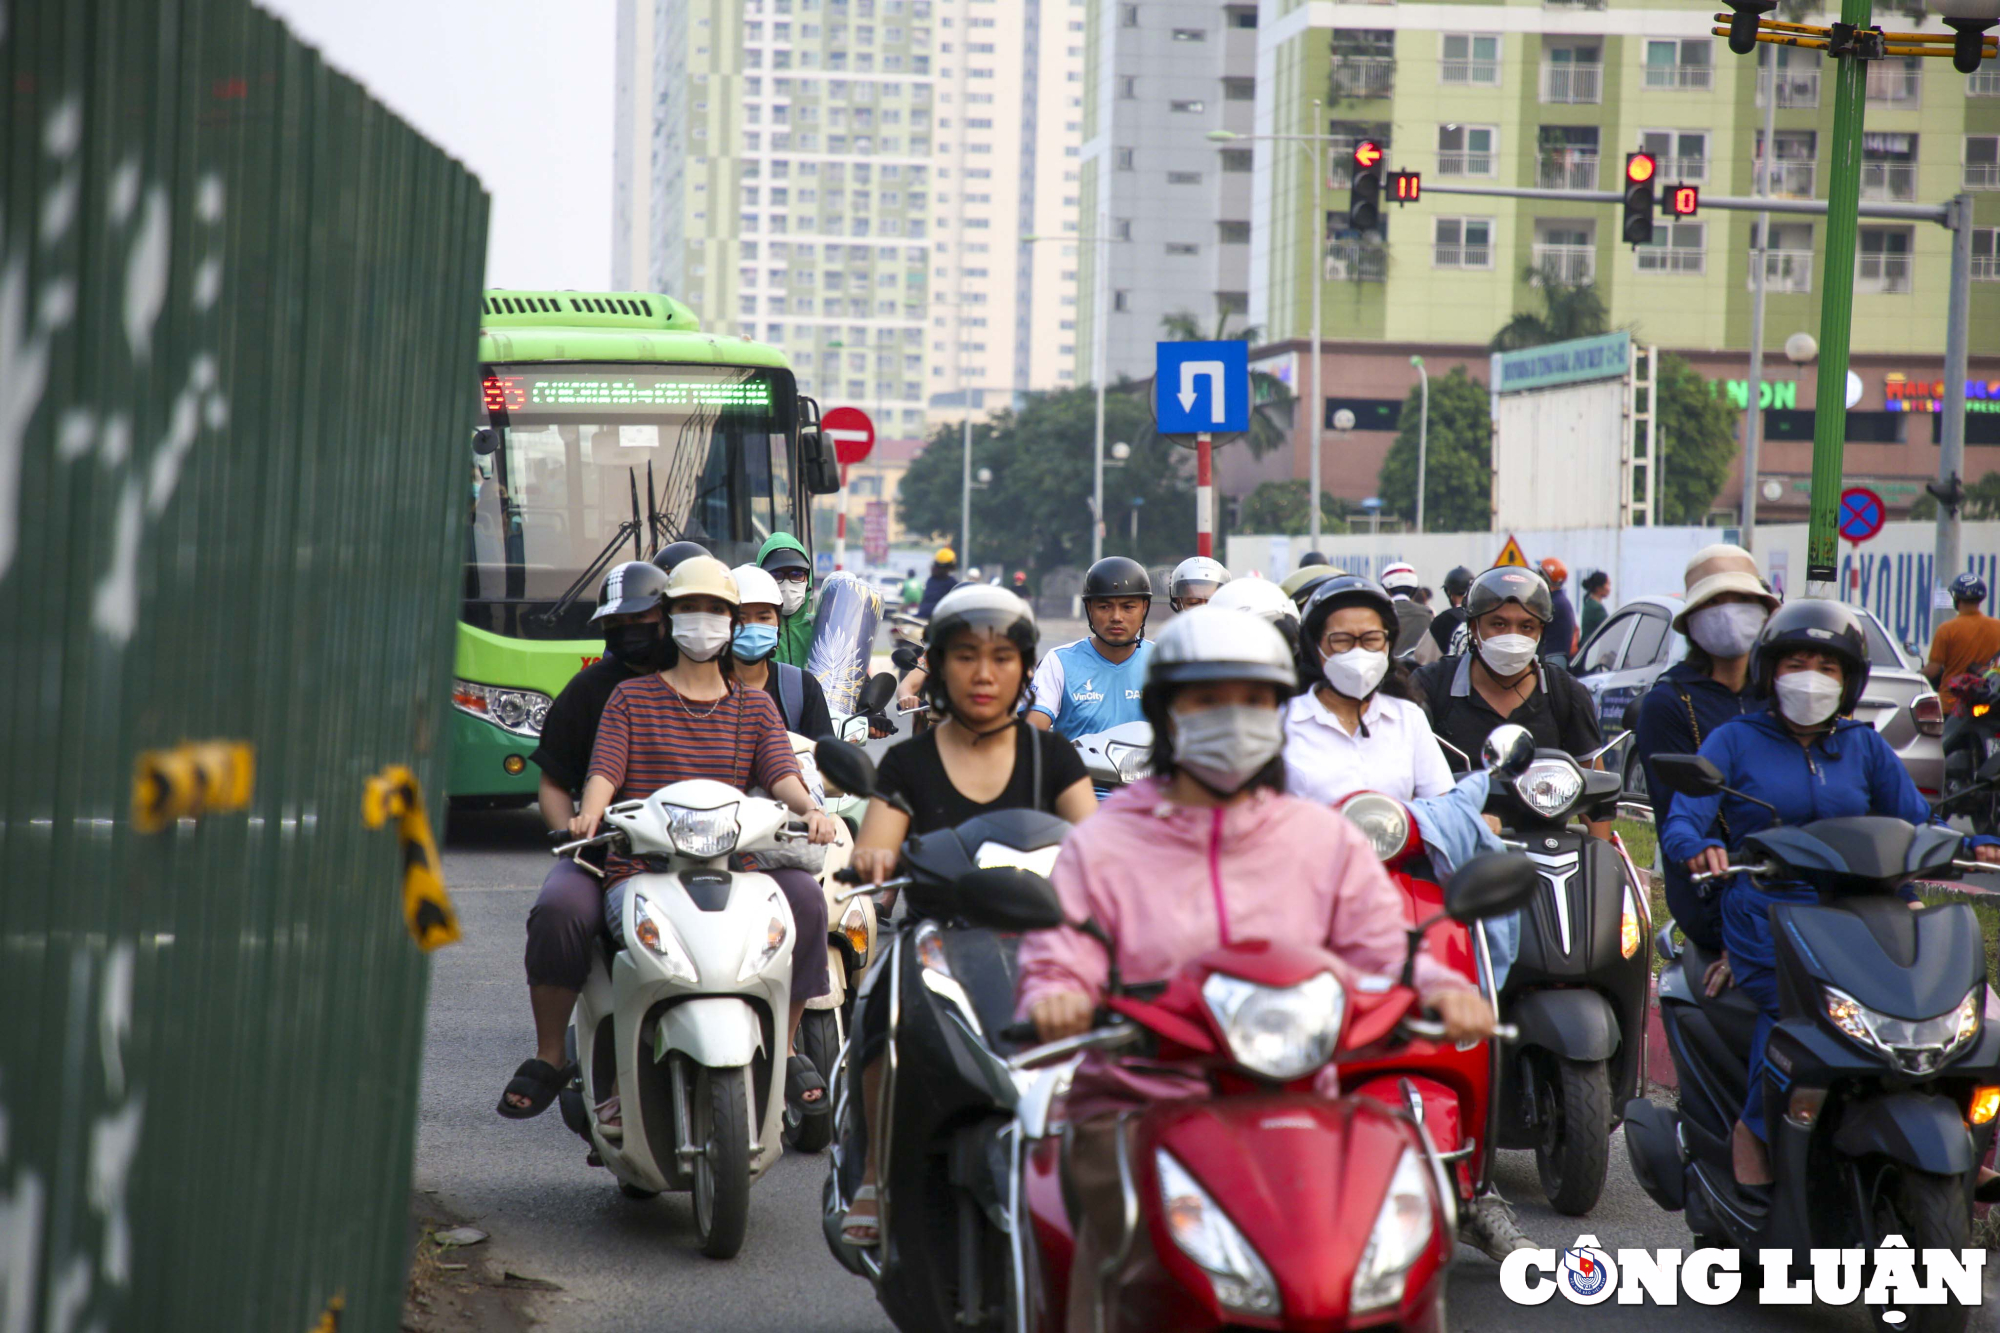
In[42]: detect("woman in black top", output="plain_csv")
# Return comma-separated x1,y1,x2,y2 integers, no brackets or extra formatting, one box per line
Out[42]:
840,585,1093,1246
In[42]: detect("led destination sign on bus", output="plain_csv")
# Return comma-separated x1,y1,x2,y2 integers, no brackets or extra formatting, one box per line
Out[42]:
482,372,774,415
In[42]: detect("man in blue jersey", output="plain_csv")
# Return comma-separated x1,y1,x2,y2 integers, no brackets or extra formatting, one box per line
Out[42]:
1027,556,1155,738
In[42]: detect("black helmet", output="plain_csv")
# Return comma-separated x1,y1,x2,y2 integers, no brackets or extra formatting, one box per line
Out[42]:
1950,572,1988,606
922,585,1040,718
1083,555,1152,600
1299,574,1398,656
1464,566,1554,625
592,560,670,622
1299,551,1329,568
1443,565,1475,598
1749,598,1871,716
653,540,712,573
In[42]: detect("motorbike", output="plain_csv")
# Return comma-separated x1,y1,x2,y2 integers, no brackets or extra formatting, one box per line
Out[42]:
1625,753,2000,1333
550,777,817,1258
1471,723,1652,1216
1937,671,2000,835
1070,719,1153,792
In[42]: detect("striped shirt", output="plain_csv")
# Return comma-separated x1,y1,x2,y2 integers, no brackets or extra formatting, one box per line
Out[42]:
588,675,802,882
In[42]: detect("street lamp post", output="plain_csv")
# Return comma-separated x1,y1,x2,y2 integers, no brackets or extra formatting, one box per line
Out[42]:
1410,355,1429,535
1025,229,1121,566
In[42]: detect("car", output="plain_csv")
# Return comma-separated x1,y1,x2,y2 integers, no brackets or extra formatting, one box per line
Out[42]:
1570,593,1945,801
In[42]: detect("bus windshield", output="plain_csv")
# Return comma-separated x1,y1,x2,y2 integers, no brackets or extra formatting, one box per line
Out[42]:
467,362,799,639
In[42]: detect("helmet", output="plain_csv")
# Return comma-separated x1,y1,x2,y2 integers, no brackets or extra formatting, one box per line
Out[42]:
1951,572,1988,605
1208,577,1301,654
1538,556,1569,587
1083,556,1153,600
730,563,783,609
1443,566,1475,598
1012,570,1028,584
1280,564,1338,607
759,543,812,577
922,585,1039,715
935,546,958,567
662,555,741,607
1380,562,1421,595
1169,556,1232,608
1749,598,1871,717
966,566,983,583
1299,551,1329,568
1144,608,1297,692
1465,566,1554,624
653,539,712,573
592,560,670,622
1299,574,1398,653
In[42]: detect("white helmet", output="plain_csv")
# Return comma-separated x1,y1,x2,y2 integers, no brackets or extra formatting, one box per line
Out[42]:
1144,607,1296,692
730,563,783,609
1380,562,1421,595
1169,556,1232,609
1207,577,1299,629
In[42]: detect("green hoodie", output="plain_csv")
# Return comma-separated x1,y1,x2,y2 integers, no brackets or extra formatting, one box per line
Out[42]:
757,531,816,667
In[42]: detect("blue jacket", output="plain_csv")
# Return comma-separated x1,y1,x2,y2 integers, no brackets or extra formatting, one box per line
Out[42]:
1635,663,1761,854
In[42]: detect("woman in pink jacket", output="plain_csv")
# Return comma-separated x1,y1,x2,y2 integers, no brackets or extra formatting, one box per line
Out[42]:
1016,609,1515,1330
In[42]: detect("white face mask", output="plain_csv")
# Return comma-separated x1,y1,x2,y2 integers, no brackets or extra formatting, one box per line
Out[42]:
779,581,809,617
1171,704,1284,794
1687,602,1769,659
1476,632,1539,678
671,612,733,663
1775,671,1843,728
1322,647,1389,700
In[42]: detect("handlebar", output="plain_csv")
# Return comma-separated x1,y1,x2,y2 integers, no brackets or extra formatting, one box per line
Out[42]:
1005,1022,1141,1072
552,830,620,858
836,876,909,902
1400,1016,1520,1044
1689,864,1760,885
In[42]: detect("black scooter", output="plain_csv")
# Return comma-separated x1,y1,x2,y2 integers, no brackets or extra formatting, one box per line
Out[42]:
1476,723,1652,1216
813,741,1071,1333
1939,673,2000,836
1625,753,1999,1333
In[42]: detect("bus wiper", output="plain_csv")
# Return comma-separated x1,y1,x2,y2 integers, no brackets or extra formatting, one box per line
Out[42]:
533,470,645,630
645,459,678,555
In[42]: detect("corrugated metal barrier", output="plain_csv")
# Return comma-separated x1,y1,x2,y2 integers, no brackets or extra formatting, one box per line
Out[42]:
1,2,488,1329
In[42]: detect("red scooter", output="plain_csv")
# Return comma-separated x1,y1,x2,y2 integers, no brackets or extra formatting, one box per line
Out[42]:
1010,851,1538,1333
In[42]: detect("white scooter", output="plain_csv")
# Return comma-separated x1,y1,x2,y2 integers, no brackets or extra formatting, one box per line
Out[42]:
554,780,812,1258
1070,718,1153,790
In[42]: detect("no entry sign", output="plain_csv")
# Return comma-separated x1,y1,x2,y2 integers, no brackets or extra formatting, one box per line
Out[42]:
823,406,875,467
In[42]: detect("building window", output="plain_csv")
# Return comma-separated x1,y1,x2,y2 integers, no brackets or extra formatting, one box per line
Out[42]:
1436,124,1496,176
1433,216,1494,269
1166,241,1199,256
1541,41,1602,104
1171,28,1205,41
1220,148,1253,172
1115,147,1135,170
1636,220,1705,274
1861,132,1918,202
1223,78,1255,100
1119,2,1137,25
1167,170,1202,184
1228,7,1256,28
1440,33,1500,86
1643,37,1712,90
1756,129,1819,197
1170,99,1205,113
1217,220,1251,243
1537,125,1600,190
1750,221,1815,293
1967,135,2000,190
1866,56,1921,105
1973,228,1999,281
1857,226,1913,293
1532,221,1596,285
1118,75,1136,98
1638,129,1709,183
1112,217,1133,240
1217,290,1249,314
1330,29,1395,99
1112,289,1131,312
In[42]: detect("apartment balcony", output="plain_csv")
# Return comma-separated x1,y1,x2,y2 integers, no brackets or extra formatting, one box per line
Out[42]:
1540,63,1602,104
1865,63,1921,105
1532,243,1596,285
1757,67,1821,107
1433,241,1494,269
1762,159,1817,198
1436,150,1495,177
1859,161,1916,202
1657,155,1708,183
1966,162,2000,190
1330,56,1396,100
1537,153,1601,191
1643,62,1714,92
1973,69,2000,96
1856,252,1912,294
1439,58,1501,87
1544,0,1606,9
1752,249,1815,294
1974,255,1999,281
1325,239,1388,282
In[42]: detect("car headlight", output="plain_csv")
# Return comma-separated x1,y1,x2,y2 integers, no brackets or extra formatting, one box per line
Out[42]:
632,893,699,984
1339,792,1415,862
1620,883,1642,959
663,801,740,858
1104,740,1151,785
737,892,791,982
1155,1148,1280,1318
451,679,552,738
1350,1148,1438,1313
1201,971,1344,1082
838,900,871,957
1514,758,1584,820
1822,984,1982,1074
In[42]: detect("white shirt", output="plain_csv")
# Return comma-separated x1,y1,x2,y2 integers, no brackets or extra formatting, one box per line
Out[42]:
1281,689,1456,806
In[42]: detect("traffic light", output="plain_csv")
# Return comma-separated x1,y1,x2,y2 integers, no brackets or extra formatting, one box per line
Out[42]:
1388,170,1421,205
1622,152,1657,245
1668,183,1700,217
1348,140,1384,232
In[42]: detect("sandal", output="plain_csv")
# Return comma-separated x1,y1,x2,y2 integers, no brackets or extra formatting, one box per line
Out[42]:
840,1185,881,1246
497,1058,576,1120
787,1053,831,1119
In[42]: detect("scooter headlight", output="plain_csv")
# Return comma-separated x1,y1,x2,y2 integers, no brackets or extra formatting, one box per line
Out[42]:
663,801,741,858
1338,792,1415,862
736,892,791,982
1822,984,1982,1074
1513,758,1584,819
1103,740,1151,785
1350,1148,1438,1313
632,893,699,984
1155,1148,1280,1318
1201,971,1344,1083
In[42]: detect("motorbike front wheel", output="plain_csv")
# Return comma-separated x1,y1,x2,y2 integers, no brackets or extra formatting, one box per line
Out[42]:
1533,1054,1611,1216
1865,1168,1972,1333
786,1009,841,1154
692,1063,752,1259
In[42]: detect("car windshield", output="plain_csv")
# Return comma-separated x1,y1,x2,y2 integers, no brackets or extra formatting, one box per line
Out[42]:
1856,610,1911,669
467,363,798,638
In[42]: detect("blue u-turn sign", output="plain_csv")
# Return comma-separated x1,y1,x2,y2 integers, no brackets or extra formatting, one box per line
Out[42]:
1155,340,1250,435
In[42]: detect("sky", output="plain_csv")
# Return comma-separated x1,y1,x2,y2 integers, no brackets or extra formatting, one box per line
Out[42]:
258,0,615,293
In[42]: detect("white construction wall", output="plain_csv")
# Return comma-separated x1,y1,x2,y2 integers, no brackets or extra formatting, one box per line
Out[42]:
1491,378,1630,532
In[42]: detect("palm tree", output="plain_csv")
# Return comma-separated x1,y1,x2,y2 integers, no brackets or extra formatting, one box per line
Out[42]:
1489,269,1611,352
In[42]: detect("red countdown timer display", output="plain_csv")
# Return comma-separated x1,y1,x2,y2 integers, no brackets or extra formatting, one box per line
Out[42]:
1669,184,1700,216
1390,170,1421,203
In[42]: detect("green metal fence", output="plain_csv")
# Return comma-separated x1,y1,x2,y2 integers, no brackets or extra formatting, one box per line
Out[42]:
1,3,488,1329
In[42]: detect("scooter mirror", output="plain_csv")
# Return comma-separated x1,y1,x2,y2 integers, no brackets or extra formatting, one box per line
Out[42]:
1481,723,1536,777
891,643,923,672
1650,754,1725,796
814,738,877,800
1443,852,1539,923
858,671,899,715
952,867,1066,932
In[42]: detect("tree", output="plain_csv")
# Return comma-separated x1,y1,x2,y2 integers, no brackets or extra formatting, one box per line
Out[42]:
1236,480,1353,536
1490,270,1610,352
897,386,1194,578
1131,311,1293,460
1376,366,1492,532
1654,353,1739,524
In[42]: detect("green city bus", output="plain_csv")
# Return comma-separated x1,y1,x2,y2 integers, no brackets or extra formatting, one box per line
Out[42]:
451,290,839,804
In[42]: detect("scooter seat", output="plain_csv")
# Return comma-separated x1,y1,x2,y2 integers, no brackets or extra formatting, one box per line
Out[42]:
1679,940,1762,1062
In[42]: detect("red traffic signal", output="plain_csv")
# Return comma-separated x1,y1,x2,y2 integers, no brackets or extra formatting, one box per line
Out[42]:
1668,184,1700,216
1389,170,1421,203
1626,152,1658,185
1353,140,1384,171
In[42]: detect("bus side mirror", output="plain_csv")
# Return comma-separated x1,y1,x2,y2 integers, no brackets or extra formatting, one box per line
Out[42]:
798,395,842,495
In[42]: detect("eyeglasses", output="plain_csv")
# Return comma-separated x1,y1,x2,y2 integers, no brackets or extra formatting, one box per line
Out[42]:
769,567,811,583
1320,631,1391,653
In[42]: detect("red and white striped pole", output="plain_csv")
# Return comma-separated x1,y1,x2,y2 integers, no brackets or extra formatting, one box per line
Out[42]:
1195,432,1213,558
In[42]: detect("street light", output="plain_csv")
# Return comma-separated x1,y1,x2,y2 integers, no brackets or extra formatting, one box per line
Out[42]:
1410,355,1429,535
1106,440,1131,468
1026,230,1127,566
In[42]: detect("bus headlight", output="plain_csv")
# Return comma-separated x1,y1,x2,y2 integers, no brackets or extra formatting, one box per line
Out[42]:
451,679,551,737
